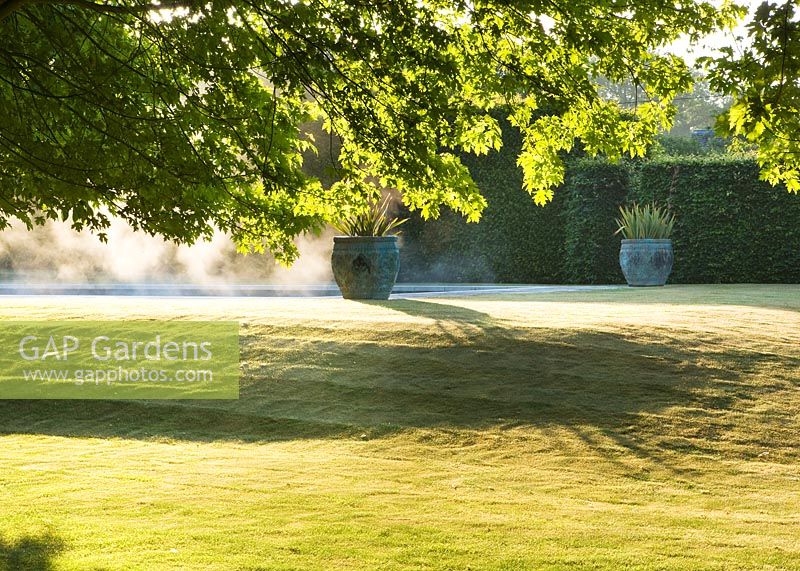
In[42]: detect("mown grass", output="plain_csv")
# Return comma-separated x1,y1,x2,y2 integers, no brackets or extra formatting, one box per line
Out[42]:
0,284,798,570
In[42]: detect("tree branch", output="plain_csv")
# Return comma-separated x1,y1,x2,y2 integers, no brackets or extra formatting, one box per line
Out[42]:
0,0,188,22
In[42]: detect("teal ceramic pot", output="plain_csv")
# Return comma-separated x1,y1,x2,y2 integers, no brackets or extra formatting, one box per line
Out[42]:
331,236,400,300
619,239,674,287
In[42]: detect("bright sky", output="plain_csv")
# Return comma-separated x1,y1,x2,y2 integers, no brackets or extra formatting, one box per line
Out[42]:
668,0,762,64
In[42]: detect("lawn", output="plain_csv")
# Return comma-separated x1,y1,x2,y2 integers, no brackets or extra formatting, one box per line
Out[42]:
0,284,798,570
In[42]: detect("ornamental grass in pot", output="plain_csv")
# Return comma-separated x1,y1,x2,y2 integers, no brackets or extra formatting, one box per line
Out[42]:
615,203,675,287
331,199,407,300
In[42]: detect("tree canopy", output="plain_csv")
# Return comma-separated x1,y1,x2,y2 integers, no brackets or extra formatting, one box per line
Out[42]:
0,0,750,260
705,1,800,193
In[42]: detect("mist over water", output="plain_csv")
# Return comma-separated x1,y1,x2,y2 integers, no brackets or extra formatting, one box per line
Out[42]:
0,218,335,285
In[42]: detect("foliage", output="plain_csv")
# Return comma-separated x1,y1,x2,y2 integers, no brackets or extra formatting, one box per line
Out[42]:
0,0,743,261
332,197,407,237
704,1,800,193
614,203,675,239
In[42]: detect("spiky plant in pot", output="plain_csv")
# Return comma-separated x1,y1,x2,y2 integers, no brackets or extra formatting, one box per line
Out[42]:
333,198,407,237
330,197,407,300
615,203,675,240
616,203,676,287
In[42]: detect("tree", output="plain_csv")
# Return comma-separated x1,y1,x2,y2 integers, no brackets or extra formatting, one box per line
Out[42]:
595,72,731,137
669,78,731,137
705,1,800,193
0,0,742,261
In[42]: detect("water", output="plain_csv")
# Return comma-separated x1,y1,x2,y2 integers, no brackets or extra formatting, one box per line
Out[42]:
0,282,622,298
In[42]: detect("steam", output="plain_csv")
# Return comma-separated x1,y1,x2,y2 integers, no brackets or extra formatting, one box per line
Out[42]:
0,217,334,285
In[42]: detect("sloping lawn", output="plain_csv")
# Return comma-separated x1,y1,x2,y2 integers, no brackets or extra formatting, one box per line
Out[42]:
0,284,798,570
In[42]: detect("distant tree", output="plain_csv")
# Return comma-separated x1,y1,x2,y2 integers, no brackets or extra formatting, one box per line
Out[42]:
595,73,731,137
0,0,743,260
670,79,731,137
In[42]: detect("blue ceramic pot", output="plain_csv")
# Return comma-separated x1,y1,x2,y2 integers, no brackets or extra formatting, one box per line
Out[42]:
331,236,400,300
619,239,674,287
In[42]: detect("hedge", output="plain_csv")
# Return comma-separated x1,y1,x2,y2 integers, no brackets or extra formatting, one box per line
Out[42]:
399,141,800,284
398,118,567,283
562,160,627,284
630,157,800,283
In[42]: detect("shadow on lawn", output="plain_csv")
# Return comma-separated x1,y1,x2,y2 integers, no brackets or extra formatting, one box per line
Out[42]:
0,532,65,571
0,300,789,462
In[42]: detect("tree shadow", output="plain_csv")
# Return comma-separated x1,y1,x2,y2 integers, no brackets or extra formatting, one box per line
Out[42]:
0,298,793,468
0,532,65,571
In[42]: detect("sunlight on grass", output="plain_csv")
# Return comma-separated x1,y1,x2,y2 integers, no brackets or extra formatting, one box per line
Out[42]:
0,285,798,570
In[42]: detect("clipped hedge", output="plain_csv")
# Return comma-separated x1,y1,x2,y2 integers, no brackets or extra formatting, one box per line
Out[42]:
399,138,800,284
563,160,627,284
399,118,567,283
630,157,800,283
